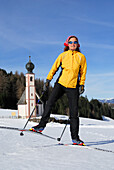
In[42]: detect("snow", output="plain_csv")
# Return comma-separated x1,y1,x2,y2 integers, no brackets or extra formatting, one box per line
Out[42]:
0,108,18,118
0,109,114,170
98,98,114,104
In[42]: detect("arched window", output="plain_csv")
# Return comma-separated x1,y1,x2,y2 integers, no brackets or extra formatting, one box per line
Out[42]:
30,76,33,81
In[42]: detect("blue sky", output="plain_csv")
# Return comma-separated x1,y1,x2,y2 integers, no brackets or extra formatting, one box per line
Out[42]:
0,0,114,100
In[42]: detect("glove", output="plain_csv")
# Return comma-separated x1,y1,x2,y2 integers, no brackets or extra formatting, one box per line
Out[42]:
79,85,85,95
43,79,50,92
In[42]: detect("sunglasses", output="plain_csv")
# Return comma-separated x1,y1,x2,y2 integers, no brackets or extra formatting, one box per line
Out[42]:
68,41,78,44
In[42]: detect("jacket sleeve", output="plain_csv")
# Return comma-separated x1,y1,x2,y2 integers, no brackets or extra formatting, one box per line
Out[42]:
79,55,87,85
46,53,63,81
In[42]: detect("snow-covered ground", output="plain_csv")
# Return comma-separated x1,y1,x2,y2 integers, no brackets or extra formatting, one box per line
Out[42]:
0,108,18,118
0,109,114,170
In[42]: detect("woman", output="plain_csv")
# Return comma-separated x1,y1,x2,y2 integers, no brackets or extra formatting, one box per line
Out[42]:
31,35,87,145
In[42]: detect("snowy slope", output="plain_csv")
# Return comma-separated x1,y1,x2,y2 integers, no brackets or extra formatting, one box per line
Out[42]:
99,98,114,104
0,110,114,170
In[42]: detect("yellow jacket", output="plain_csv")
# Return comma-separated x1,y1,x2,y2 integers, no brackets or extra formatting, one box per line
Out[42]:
47,50,87,88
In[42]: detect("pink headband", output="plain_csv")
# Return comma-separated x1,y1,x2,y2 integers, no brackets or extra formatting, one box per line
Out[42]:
64,35,80,47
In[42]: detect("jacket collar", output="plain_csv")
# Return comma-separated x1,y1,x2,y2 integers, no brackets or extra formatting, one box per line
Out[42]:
68,50,78,54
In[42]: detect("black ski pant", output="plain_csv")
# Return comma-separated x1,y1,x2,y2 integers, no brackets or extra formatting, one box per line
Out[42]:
39,83,79,140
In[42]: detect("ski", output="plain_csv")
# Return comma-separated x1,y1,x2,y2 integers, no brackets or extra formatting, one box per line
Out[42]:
0,126,57,140
28,129,57,140
58,143,114,153
1,125,114,153
72,144,114,153
0,126,20,131
88,146,114,153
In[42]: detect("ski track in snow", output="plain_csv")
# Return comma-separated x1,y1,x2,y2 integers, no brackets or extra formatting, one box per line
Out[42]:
0,110,114,170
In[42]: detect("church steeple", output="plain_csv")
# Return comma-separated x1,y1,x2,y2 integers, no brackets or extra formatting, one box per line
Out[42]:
25,56,36,118
25,56,35,73
18,56,43,118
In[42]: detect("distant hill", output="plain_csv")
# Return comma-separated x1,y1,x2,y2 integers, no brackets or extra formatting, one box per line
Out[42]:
99,98,114,104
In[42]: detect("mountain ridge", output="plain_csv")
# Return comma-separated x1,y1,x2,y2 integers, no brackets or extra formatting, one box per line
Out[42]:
98,98,114,104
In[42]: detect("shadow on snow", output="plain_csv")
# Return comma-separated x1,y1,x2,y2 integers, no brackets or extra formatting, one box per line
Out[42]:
86,139,114,146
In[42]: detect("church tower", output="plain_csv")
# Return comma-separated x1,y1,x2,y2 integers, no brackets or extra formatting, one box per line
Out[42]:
25,56,36,118
18,56,43,118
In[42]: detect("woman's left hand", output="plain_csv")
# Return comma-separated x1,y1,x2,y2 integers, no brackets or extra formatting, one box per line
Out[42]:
79,85,85,95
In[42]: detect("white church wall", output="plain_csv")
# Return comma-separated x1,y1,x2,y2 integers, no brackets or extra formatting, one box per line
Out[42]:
18,105,27,118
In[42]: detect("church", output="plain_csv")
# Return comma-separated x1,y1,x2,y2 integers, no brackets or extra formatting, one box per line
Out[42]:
17,56,43,118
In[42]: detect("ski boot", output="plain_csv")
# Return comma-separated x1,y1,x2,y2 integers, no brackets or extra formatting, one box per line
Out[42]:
72,139,85,146
30,125,44,133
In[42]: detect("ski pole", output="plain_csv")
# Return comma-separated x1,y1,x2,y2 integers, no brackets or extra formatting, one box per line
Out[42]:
20,106,36,136
57,119,69,141
20,93,44,136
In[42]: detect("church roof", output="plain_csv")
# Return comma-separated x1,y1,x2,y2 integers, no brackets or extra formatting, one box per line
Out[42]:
17,90,26,105
17,90,43,105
